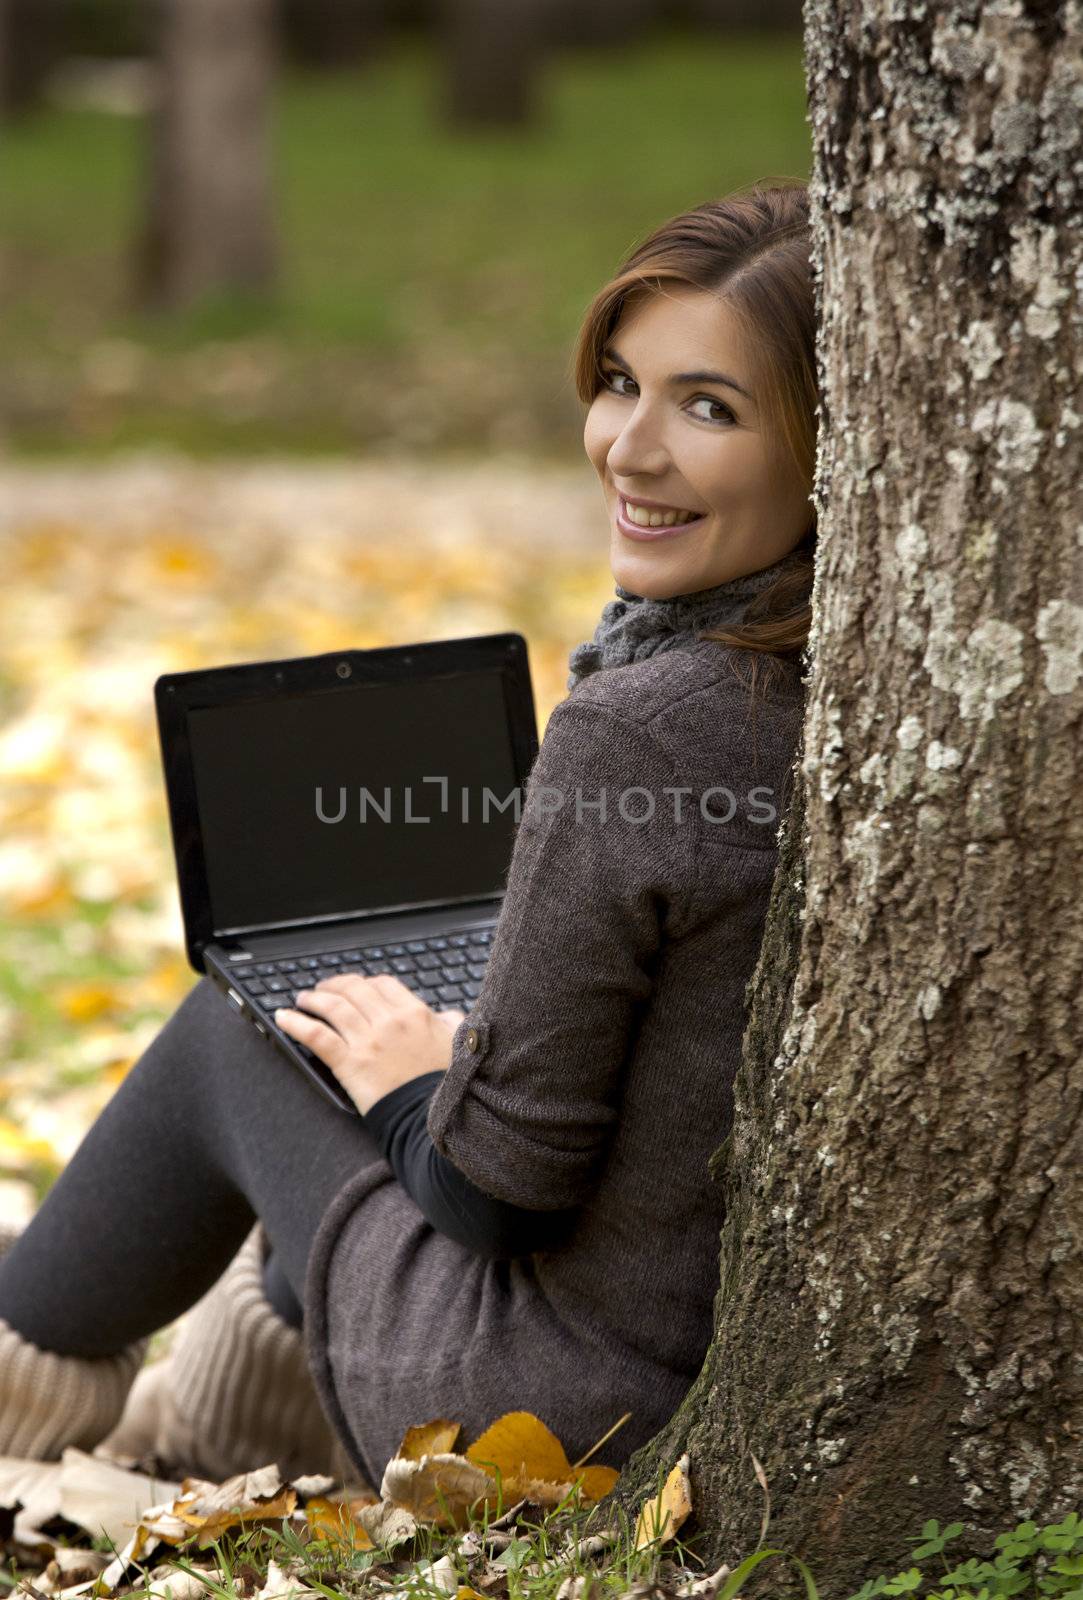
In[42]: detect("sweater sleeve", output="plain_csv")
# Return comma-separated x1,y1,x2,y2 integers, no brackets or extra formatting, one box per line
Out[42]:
426,694,700,1211
363,1071,579,1257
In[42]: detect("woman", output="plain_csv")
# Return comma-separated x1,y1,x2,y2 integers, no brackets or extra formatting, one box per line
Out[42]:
0,180,818,1487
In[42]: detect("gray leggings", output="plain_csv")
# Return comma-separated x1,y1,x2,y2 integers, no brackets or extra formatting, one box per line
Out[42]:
0,977,383,1357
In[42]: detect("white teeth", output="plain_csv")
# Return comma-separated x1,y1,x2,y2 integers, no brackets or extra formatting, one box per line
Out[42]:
624,501,699,527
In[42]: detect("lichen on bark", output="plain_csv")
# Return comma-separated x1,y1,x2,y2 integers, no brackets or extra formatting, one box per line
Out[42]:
601,2,1083,1591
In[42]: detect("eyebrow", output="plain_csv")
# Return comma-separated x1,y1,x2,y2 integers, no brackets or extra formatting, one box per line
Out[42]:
602,344,754,403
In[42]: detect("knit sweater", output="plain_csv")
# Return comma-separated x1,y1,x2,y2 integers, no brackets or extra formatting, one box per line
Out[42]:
304,556,810,1488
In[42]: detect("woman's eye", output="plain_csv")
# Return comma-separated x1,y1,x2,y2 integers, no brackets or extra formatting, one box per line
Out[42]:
688,397,736,426
600,370,734,427
601,368,636,397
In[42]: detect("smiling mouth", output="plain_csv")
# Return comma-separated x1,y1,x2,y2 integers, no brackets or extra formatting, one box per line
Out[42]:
616,496,707,539
619,496,705,529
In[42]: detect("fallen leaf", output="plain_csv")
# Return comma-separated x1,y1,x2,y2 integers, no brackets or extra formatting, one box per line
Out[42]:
380,1453,498,1529
354,1498,418,1550
255,1558,324,1600
170,1468,297,1547
573,1465,620,1502
0,1456,62,1548
54,982,119,1023
144,1569,220,1600
466,1413,617,1505
633,1453,692,1550
58,1448,182,1551
466,1413,569,1488
397,1420,463,1461
303,1495,373,1549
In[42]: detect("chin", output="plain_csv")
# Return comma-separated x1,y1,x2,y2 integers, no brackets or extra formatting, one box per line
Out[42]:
610,552,692,602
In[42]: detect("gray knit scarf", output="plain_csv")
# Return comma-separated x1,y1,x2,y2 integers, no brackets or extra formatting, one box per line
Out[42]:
566,546,810,692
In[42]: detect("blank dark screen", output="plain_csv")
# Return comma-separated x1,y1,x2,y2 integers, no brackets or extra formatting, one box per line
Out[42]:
187,671,523,932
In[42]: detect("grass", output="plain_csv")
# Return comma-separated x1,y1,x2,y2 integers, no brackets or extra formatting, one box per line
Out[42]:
0,25,811,456
122,1485,730,1600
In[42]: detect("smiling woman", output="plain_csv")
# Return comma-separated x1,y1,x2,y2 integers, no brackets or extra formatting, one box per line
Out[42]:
0,181,820,1492
574,182,818,701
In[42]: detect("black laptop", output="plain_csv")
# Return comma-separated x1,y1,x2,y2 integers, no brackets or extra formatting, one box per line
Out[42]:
155,634,538,1115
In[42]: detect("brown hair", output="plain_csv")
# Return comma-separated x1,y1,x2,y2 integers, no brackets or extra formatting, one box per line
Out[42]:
570,179,817,704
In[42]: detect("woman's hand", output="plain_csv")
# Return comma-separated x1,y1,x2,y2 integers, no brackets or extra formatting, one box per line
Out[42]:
274,974,467,1115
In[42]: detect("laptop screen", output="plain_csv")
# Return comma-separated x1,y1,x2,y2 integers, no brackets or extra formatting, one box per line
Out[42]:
186,669,523,934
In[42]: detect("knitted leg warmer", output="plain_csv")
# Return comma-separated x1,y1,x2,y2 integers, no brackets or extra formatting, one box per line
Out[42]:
98,1224,349,1483
0,1223,148,1459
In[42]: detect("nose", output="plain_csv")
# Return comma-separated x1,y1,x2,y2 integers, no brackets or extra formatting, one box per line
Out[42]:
605,398,669,480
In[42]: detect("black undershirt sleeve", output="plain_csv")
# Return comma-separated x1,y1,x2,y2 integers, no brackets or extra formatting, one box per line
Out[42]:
362,1071,579,1259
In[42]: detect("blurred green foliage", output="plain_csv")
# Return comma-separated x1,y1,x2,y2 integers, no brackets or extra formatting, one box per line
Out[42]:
0,27,810,456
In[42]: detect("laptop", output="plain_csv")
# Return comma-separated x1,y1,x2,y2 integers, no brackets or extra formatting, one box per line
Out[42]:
155,633,538,1115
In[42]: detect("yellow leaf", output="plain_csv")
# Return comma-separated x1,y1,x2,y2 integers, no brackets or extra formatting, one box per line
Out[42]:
397,1419,463,1462
55,982,120,1023
466,1411,572,1487
633,1453,692,1550
176,1487,297,1545
575,1465,620,1502
150,541,219,584
305,1496,374,1548
457,1589,489,1600
0,1117,58,1168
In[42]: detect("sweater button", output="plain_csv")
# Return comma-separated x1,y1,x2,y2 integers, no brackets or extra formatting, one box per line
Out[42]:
465,1026,479,1052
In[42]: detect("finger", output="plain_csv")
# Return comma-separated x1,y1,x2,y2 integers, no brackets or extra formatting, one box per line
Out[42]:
437,1008,467,1034
312,973,380,1022
274,1005,350,1072
365,974,420,1007
295,986,371,1033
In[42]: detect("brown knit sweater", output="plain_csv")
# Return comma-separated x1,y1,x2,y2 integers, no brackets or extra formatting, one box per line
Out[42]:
304,636,806,1488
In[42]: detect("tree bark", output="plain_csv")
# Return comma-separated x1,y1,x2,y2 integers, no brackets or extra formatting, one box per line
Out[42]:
542,0,658,49
604,3,1083,1592
681,0,802,29
277,0,391,69
136,0,277,310
436,0,548,127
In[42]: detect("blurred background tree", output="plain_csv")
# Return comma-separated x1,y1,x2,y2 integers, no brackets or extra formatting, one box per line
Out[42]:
138,0,278,309
0,0,807,456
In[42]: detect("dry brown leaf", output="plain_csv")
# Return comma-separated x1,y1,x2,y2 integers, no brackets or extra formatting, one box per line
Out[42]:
255,1558,325,1600
354,1498,418,1550
144,1570,220,1600
59,1448,182,1551
380,1453,498,1529
173,1487,297,1546
633,1453,692,1550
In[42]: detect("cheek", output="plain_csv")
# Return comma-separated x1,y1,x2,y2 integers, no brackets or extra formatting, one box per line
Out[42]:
696,436,761,506
582,401,611,476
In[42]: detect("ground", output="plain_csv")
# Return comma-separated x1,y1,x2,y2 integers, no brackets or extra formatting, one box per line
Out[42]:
0,454,613,1219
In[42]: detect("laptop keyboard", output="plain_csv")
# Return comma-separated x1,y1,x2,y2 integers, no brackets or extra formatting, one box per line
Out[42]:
228,926,494,1019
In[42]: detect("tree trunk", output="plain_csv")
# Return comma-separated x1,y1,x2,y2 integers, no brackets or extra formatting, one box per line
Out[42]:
680,0,802,29
0,0,61,119
277,0,391,69
136,0,277,310
436,0,548,127
605,3,1083,1593
542,0,658,49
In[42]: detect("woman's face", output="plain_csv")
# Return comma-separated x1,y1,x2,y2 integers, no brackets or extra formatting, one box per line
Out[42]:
583,285,812,600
